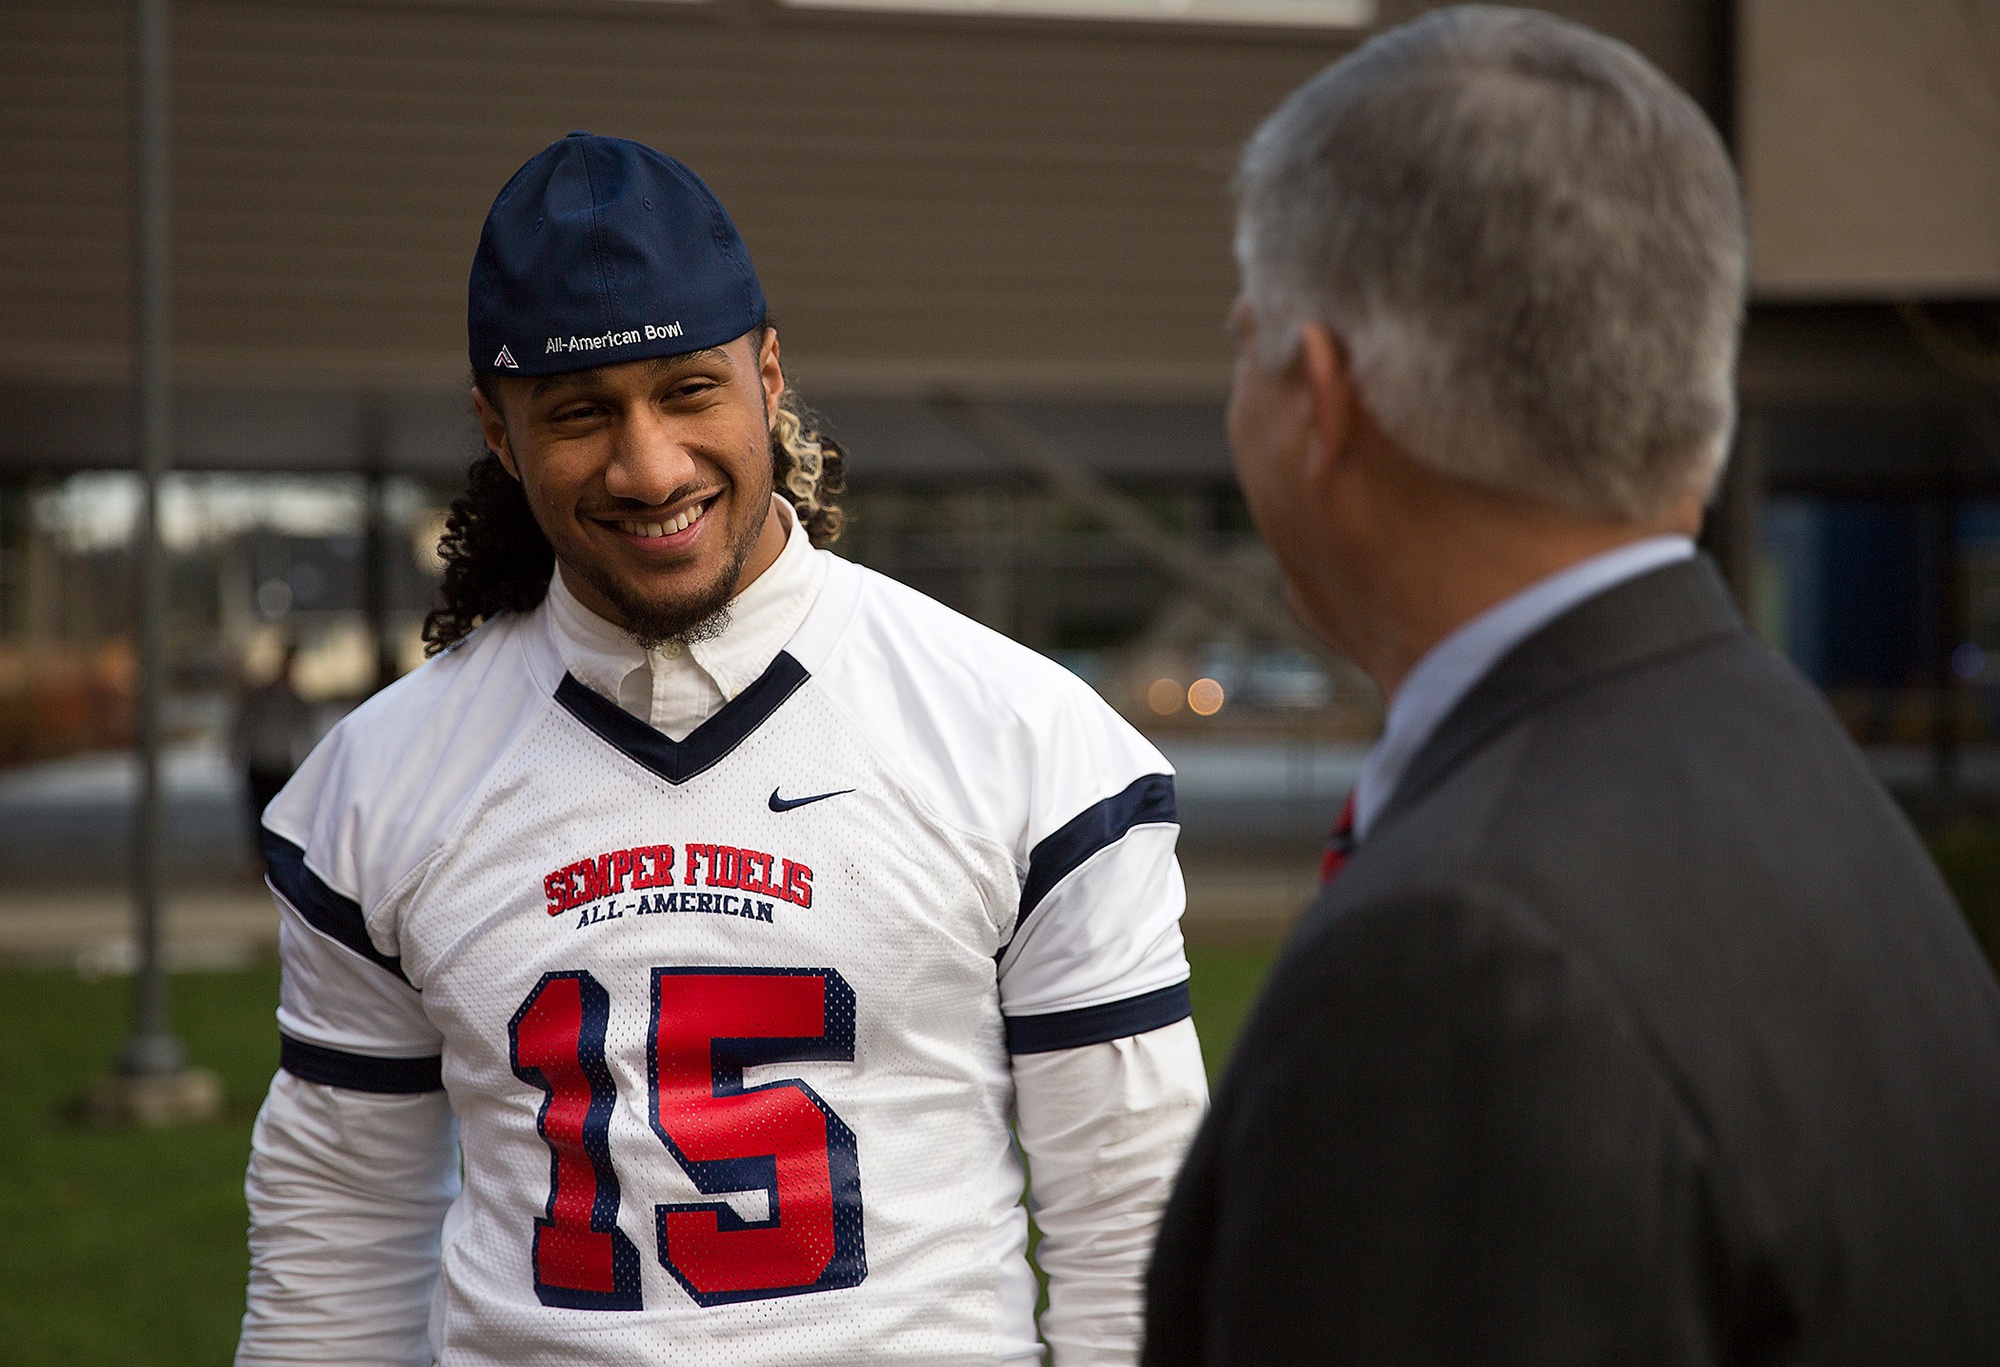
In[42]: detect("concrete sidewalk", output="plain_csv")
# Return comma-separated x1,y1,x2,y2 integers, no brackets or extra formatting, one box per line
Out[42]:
1180,857,1319,943
0,885,278,975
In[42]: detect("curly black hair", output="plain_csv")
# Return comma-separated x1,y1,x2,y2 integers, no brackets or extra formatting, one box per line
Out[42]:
421,369,847,656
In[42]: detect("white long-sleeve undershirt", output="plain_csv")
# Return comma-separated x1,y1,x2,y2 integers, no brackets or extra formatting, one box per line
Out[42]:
1017,1019,1208,1362
237,1072,460,1365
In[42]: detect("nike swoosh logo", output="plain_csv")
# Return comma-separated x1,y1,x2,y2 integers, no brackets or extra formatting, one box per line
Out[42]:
769,787,854,812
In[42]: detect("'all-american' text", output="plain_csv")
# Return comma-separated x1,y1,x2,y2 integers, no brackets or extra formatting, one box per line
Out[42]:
544,842,814,917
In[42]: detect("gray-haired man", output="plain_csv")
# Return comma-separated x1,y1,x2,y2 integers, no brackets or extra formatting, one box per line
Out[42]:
1145,7,2000,1363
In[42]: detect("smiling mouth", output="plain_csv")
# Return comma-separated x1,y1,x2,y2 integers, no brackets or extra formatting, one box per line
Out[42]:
612,498,711,540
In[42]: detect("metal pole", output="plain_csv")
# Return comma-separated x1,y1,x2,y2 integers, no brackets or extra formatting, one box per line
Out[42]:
120,0,183,1079
364,469,398,693
1931,462,1961,796
361,404,397,694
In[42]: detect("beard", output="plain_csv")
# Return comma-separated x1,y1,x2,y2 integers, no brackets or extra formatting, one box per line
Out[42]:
560,512,759,653
571,550,748,653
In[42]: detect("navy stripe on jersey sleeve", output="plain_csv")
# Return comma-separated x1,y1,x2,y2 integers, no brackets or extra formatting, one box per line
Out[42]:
1018,772,1177,925
261,828,410,985
280,1033,443,1093
1004,980,1192,1054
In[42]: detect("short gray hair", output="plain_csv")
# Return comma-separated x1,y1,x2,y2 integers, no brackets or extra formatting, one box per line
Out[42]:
1235,5,1747,521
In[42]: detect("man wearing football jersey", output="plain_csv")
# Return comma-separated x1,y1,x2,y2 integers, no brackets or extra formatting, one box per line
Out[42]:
235,132,1208,1367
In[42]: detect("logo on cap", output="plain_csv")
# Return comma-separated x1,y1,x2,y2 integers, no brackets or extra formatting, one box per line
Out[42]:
468,134,766,378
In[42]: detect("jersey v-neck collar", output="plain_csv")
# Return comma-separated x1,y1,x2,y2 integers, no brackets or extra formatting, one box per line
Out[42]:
545,499,826,739
533,548,865,784
554,651,809,785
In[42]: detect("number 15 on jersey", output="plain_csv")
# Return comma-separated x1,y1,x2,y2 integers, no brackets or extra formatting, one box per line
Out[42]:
509,966,868,1310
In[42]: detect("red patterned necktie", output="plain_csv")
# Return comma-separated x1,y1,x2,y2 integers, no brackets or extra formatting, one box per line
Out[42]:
1319,791,1357,886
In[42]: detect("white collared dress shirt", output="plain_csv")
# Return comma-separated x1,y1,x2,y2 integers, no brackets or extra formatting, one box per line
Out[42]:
1352,535,1696,839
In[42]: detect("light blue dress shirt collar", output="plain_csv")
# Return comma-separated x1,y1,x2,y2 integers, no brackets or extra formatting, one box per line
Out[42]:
1350,535,1696,840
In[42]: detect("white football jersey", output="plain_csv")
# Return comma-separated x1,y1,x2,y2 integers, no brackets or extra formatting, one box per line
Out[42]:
261,551,1192,1366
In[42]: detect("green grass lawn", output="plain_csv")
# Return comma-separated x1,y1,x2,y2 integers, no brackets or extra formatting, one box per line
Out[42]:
0,946,1277,1366
1185,945,1278,1084
1927,818,2000,966
0,967,282,1367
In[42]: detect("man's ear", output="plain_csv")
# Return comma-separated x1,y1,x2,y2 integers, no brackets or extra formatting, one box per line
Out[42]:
1297,322,1356,490
757,327,785,430
471,384,521,480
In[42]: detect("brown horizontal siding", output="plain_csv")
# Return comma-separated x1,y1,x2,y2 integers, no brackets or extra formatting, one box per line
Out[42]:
1741,0,2000,299
1,8,133,370
0,0,1718,395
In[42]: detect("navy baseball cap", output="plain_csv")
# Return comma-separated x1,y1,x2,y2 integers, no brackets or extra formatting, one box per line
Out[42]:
468,132,766,377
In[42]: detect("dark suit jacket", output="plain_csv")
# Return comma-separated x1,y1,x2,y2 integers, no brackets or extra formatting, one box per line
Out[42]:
1145,557,2000,1365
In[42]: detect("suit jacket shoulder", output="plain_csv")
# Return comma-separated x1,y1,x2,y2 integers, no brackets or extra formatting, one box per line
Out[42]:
1152,557,2000,1366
